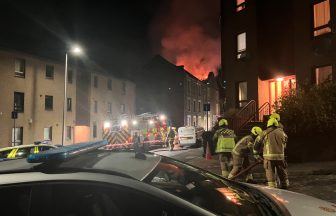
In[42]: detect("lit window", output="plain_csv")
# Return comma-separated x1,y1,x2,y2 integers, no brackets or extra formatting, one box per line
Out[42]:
237,0,246,12
237,32,246,59
315,65,332,84
15,58,25,78
12,127,23,146
313,0,331,36
44,127,52,141
238,81,248,107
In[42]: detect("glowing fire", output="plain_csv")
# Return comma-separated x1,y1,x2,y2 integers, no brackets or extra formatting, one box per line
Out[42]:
161,26,220,80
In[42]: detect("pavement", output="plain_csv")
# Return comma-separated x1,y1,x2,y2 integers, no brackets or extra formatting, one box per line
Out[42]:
152,147,336,203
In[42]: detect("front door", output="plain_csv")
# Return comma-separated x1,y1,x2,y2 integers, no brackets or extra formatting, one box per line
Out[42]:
269,76,296,110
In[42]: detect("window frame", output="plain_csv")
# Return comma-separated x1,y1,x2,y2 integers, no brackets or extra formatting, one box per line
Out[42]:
236,81,248,108
45,95,54,111
67,98,72,112
312,0,331,37
45,65,54,79
14,92,25,113
66,126,72,140
43,127,52,141
237,32,247,59
107,102,112,113
14,58,26,78
12,127,23,146
314,65,333,84
236,0,247,12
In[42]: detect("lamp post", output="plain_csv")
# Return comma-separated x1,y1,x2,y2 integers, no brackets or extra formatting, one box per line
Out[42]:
62,45,83,146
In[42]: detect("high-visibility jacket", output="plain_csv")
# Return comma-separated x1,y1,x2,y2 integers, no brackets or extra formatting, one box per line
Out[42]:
259,127,288,160
213,127,236,153
232,135,254,156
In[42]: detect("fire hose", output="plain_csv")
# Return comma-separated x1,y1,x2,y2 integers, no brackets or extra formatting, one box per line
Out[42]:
229,158,263,180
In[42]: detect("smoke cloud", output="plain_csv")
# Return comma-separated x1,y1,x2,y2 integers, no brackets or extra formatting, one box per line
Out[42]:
150,0,221,80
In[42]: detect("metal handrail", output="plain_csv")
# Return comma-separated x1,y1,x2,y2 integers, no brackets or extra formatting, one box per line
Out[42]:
257,102,271,122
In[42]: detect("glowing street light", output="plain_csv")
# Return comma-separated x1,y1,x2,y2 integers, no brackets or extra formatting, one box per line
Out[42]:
132,120,138,126
62,44,84,146
148,120,154,125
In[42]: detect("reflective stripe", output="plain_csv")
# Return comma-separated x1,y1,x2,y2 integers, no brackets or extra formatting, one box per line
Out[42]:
7,148,18,159
34,146,39,154
232,149,240,156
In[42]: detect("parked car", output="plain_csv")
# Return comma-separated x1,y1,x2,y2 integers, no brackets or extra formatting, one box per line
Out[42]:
0,141,334,216
0,144,56,160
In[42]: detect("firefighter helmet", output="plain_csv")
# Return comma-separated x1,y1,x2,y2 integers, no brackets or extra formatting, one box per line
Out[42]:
270,113,281,122
219,119,228,127
251,126,262,136
267,118,279,127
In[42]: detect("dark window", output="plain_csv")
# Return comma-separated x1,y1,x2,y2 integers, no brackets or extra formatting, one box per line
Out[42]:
94,101,98,113
12,127,23,146
14,92,24,113
0,186,31,216
68,70,73,84
66,126,72,140
193,100,196,112
122,82,126,95
107,102,112,113
45,65,54,79
187,80,191,95
121,104,125,114
94,76,98,88
15,58,25,78
237,0,246,12
45,95,53,110
107,79,112,90
93,123,97,138
44,127,52,141
67,98,72,111
29,183,181,216
187,99,191,112
198,101,201,112
38,146,53,151
313,0,331,36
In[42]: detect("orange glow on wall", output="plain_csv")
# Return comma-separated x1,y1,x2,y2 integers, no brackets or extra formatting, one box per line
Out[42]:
74,126,90,144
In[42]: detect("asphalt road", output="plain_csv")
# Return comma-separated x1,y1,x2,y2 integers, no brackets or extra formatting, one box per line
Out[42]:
153,147,336,203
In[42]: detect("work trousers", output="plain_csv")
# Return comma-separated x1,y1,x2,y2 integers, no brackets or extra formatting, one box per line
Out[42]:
169,140,174,151
264,159,289,189
228,154,250,180
219,152,232,178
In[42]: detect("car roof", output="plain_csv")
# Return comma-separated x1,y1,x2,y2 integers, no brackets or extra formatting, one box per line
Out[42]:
0,149,161,181
0,144,55,152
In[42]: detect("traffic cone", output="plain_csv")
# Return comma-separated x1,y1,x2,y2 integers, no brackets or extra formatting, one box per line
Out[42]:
206,143,212,160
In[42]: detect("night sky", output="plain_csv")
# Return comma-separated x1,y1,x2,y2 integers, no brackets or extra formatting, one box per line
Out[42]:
0,0,220,80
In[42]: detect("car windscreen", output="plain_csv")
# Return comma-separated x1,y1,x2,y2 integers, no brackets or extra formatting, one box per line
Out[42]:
143,157,280,216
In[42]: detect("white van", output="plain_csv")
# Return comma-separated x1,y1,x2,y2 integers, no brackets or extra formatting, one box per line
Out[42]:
178,126,196,147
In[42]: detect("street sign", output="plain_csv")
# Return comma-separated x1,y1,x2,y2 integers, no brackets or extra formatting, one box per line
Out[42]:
203,103,210,112
11,111,18,119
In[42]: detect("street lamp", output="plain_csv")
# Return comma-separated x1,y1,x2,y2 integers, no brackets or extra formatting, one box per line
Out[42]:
132,120,138,126
62,45,83,146
159,114,166,121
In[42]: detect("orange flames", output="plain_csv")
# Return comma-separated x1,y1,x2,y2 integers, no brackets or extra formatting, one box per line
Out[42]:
161,26,220,80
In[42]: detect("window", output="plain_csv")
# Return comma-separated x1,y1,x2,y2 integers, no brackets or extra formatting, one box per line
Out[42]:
107,102,112,113
198,85,201,96
315,65,332,84
12,127,23,146
237,0,246,12
193,100,196,112
43,127,52,141
122,82,126,95
94,76,98,88
238,81,248,107
45,95,53,110
187,80,191,95
68,70,73,84
67,98,72,111
93,122,97,138
45,65,54,79
107,79,112,90
187,99,191,111
198,101,201,112
237,32,247,59
193,116,197,127
15,58,25,78
14,92,24,113
198,116,203,127
187,115,191,126
313,0,331,36
121,104,126,114
94,101,98,113
66,126,72,140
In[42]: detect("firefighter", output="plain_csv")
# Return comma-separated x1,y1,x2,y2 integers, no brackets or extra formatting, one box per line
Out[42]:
228,126,263,181
166,127,176,151
256,118,289,189
213,119,236,178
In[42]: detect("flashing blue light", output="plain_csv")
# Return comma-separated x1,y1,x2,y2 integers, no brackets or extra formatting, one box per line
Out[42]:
27,140,108,163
